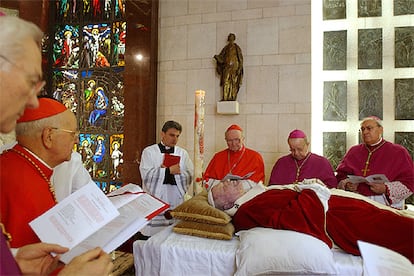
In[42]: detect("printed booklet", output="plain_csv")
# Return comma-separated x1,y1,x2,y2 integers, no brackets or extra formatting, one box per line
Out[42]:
30,181,169,263
222,171,255,181
347,174,389,184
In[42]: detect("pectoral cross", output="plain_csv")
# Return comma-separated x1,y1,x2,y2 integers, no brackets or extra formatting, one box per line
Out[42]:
361,152,372,177
361,166,370,176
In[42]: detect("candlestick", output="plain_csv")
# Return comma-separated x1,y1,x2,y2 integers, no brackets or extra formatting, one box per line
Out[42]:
192,90,205,196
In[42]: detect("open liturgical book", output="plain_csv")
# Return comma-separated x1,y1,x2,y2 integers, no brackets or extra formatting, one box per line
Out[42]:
29,181,169,264
347,174,389,184
222,171,255,181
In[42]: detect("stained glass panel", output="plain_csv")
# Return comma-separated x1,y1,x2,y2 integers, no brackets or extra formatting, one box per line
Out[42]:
112,21,126,66
82,24,111,68
53,25,80,69
52,70,79,114
48,0,127,191
110,133,124,181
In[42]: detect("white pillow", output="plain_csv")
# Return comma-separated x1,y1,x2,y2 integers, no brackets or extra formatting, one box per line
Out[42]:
235,227,338,275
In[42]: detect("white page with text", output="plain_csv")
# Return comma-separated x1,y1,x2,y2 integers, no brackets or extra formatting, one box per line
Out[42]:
60,185,168,263
30,182,168,264
29,182,119,255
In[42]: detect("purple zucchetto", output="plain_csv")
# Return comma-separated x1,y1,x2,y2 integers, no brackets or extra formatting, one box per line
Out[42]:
288,129,307,139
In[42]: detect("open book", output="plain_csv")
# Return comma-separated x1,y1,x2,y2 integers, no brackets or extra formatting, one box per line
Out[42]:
29,181,169,264
222,171,255,181
347,174,389,184
358,240,413,276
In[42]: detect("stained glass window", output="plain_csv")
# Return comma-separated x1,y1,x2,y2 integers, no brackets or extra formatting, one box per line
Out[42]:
44,0,126,192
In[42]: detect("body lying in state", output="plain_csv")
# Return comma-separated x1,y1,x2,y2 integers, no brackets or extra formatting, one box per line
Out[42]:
207,179,414,263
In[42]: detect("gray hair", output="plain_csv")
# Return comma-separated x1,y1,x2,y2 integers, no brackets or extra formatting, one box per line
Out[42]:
15,112,67,137
0,16,43,71
361,116,383,127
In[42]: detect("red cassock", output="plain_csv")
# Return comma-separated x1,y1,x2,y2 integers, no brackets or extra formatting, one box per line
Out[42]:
203,146,265,183
232,189,414,263
0,144,56,248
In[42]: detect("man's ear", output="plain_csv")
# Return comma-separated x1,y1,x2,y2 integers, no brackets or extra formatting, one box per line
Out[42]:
41,127,54,149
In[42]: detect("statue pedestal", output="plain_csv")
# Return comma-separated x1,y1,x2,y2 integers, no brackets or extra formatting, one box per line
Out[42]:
217,101,239,115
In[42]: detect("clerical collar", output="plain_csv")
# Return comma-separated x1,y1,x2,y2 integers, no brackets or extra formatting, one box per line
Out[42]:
21,145,53,169
158,142,174,153
368,137,383,147
294,152,310,164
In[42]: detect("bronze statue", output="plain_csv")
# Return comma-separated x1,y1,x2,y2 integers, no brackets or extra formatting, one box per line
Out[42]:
214,33,243,101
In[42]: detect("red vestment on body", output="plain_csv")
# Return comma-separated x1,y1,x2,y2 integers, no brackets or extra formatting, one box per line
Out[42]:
203,146,265,183
0,144,56,248
232,189,414,263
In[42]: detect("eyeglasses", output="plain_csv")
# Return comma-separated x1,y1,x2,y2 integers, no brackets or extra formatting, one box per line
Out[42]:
51,127,80,138
0,54,45,95
359,126,379,132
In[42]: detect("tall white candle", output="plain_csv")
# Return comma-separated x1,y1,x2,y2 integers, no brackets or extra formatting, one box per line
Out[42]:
193,90,205,196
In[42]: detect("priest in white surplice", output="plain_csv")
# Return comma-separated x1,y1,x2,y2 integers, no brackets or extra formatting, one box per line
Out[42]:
139,120,194,233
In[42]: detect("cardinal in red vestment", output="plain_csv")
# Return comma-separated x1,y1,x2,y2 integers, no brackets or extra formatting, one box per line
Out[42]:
0,98,78,248
203,124,265,188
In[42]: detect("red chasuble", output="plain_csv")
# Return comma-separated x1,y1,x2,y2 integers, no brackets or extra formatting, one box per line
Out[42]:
336,140,414,196
232,189,414,262
0,144,56,248
269,153,338,188
203,146,265,183
327,195,414,262
232,189,333,247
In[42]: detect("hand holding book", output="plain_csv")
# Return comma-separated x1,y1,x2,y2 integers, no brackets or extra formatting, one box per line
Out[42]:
163,154,180,167
347,174,389,184
29,182,169,263
222,171,255,181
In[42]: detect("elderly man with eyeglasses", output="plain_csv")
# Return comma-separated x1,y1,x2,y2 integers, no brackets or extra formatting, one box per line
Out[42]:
203,124,265,188
0,98,79,248
336,116,414,209
0,15,113,275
